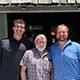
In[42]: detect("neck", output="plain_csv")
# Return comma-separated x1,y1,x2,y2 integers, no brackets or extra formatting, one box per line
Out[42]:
13,34,22,41
40,51,43,56
58,40,67,48
38,50,45,57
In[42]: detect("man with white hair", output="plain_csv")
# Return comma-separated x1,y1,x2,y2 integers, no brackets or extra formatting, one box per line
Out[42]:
20,34,53,80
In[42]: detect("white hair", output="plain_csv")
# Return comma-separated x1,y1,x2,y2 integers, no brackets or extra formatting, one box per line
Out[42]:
35,34,47,44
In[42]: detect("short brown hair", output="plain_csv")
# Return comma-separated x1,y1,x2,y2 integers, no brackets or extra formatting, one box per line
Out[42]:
13,19,26,26
56,24,69,33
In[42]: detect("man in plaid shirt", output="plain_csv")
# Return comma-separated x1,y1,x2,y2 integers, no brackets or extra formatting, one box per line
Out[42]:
20,34,53,80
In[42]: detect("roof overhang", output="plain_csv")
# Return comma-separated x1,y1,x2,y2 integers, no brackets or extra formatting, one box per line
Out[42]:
0,4,80,13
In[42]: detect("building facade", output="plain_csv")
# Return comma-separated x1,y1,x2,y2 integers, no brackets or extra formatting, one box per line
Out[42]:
0,0,80,43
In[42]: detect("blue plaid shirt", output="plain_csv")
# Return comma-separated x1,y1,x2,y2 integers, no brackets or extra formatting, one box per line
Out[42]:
50,40,80,80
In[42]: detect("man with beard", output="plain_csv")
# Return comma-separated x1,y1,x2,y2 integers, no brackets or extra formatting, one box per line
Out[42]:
20,34,53,80
0,19,27,80
50,24,80,80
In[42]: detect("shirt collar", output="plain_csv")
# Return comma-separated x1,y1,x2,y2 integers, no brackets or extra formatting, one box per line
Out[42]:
10,37,23,43
55,39,72,48
35,48,48,58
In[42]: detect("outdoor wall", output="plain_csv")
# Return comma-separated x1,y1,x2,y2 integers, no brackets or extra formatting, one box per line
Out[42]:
0,13,8,39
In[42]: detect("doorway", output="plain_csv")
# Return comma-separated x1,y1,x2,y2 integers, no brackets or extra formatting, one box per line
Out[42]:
7,12,80,46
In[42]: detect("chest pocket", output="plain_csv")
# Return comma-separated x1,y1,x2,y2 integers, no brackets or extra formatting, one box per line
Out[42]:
63,49,78,60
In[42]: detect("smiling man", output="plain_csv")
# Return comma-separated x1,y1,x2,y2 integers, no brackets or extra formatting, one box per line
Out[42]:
50,24,80,80
0,19,27,80
20,34,53,80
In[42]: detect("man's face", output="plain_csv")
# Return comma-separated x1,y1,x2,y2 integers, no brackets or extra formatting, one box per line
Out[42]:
56,25,69,42
35,35,47,52
13,23,25,35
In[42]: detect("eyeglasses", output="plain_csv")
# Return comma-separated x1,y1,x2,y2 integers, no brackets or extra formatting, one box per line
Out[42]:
15,26,25,29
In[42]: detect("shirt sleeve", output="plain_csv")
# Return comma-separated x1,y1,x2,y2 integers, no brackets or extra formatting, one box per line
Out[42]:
20,50,32,66
77,43,80,61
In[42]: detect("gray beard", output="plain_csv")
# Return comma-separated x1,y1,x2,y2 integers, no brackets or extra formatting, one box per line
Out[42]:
36,45,46,52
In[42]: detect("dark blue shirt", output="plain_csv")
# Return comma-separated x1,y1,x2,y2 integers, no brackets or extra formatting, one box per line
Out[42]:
50,40,80,80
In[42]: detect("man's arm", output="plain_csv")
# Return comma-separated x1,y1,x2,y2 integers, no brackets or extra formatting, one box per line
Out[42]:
0,40,2,65
50,66,54,80
21,65,27,80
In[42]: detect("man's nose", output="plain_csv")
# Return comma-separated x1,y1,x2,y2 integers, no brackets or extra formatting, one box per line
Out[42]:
60,32,64,35
18,27,22,30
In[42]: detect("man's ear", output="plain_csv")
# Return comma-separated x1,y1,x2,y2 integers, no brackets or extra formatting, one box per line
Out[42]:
12,26,14,31
23,28,26,33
